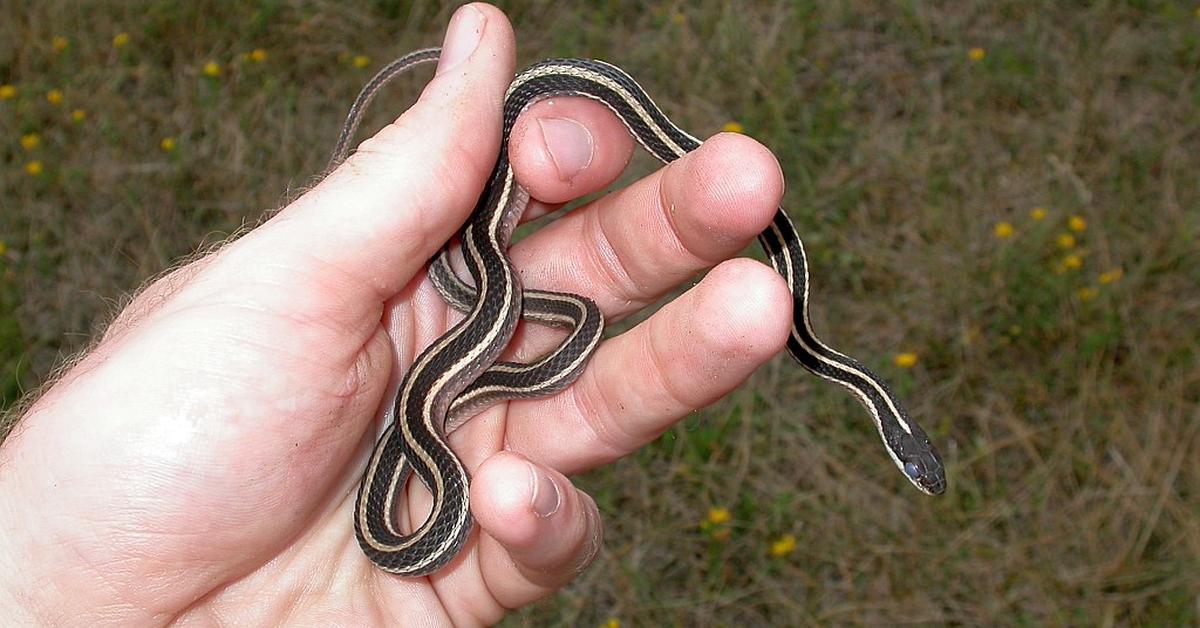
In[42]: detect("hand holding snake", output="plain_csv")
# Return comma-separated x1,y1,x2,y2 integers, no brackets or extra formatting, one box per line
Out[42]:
0,4,839,624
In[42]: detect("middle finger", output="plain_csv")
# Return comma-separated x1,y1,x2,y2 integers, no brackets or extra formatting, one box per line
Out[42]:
509,130,784,327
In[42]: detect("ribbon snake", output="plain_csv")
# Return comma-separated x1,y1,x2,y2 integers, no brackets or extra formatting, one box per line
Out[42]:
326,47,946,576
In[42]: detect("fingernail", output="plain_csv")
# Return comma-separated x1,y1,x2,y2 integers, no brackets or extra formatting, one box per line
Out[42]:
436,4,485,75
538,117,594,181
529,463,562,518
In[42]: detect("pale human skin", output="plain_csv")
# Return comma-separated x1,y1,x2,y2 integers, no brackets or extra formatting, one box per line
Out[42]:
0,4,791,626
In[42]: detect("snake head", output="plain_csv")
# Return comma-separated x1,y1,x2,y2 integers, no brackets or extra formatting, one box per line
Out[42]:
896,430,946,495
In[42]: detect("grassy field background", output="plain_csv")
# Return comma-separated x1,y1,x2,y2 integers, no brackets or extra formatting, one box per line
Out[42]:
3,1,1199,625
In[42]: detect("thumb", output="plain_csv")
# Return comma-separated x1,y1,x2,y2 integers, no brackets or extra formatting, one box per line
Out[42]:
229,3,516,304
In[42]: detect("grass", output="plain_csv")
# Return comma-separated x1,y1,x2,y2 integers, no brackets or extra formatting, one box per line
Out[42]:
3,0,1199,624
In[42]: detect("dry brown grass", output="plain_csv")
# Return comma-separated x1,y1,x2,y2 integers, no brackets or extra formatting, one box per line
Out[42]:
2,1,1198,625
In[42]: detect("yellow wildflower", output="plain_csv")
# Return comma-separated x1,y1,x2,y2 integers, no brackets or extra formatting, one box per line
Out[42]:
25,160,44,176
352,54,371,69
701,506,732,540
968,47,986,62
113,32,130,48
770,533,797,557
1068,215,1087,232
721,121,745,133
1098,268,1123,284
1063,254,1082,270
894,352,918,368
52,36,69,52
160,137,177,152
993,221,1014,239
46,89,64,105
1029,207,1046,221
706,507,731,525
20,133,40,150
71,108,87,122
601,619,620,628
0,84,15,100
249,48,268,63
1056,233,1076,249
202,61,222,77
1008,325,1022,337
0,241,7,256
1077,287,1098,301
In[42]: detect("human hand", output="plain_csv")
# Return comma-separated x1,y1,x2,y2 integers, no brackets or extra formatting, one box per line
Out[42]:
0,4,791,625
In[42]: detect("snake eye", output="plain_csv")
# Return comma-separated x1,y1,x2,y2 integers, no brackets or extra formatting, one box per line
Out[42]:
903,461,921,480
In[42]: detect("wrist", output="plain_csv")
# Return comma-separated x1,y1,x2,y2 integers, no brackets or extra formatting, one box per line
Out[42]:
0,498,52,625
